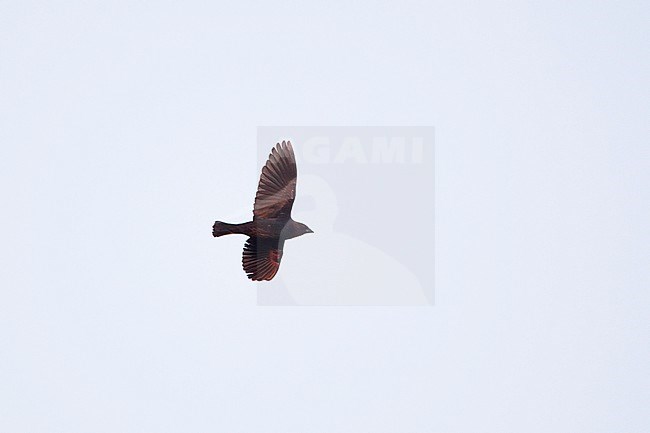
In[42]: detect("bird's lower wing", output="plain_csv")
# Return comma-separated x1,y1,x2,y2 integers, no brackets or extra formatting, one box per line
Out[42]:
242,237,284,281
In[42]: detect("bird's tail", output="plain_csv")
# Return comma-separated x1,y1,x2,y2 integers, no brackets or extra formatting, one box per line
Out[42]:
212,221,240,237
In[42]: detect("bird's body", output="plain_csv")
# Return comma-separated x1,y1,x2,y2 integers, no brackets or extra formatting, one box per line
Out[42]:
212,141,312,281
213,218,308,239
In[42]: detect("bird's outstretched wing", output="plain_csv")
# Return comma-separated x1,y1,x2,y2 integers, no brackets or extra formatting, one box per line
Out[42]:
253,141,297,220
242,237,284,281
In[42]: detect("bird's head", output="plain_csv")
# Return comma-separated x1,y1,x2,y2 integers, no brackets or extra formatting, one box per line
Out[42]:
285,220,314,239
297,222,314,235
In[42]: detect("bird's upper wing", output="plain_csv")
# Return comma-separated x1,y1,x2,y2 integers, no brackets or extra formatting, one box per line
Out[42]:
242,237,284,281
253,141,297,220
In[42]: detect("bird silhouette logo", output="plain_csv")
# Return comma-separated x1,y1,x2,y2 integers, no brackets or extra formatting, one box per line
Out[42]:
212,141,313,280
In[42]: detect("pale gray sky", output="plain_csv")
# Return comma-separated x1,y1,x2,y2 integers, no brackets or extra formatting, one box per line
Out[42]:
1,1,648,432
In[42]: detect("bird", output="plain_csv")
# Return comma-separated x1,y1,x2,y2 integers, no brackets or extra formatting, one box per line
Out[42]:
212,141,313,281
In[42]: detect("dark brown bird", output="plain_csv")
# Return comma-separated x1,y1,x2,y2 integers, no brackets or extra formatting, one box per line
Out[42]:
212,141,313,281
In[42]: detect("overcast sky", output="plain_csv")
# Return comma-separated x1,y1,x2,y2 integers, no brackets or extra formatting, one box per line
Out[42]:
1,1,648,432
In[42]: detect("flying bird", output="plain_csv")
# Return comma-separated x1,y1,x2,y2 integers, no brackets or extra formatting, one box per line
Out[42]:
212,141,313,281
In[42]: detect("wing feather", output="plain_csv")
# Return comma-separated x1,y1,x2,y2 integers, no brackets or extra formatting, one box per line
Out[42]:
242,237,284,281
253,141,297,220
